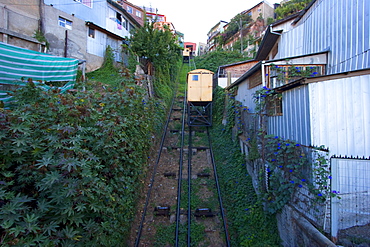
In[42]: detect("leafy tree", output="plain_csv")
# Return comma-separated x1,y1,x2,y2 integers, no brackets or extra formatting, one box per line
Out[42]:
129,20,182,102
275,0,311,20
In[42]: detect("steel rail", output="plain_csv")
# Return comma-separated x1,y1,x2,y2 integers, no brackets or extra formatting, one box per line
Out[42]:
207,127,231,247
175,89,187,246
134,87,178,247
187,126,192,246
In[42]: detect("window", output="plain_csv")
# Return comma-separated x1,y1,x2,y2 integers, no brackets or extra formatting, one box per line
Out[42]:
266,94,282,116
248,70,262,89
192,75,199,81
136,11,142,18
116,12,122,25
127,6,133,13
58,17,72,30
267,64,325,88
88,27,95,38
75,0,92,8
269,66,285,88
219,68,225,77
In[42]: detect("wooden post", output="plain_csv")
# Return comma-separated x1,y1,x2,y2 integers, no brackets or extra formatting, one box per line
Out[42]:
64,30,68,57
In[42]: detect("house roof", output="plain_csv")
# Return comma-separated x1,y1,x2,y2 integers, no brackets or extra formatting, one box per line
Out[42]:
254,11,303,60
107,0,141,27
218,59,257,69
121,0,144,11
207,21,228,35
225,61,262,90
254,26,283,60
241,1,264,15
86,21,126,40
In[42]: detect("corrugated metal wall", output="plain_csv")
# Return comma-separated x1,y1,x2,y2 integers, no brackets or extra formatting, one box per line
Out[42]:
277,0,370,74
235,82,262,112
87,31,106,57
268,85,311,145
309,74,370,157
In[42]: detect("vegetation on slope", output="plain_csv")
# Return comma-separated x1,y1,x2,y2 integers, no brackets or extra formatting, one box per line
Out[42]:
129,20,182,104
210,87,281,246
275,0,312,20
193,50,248,73
0,22,182,245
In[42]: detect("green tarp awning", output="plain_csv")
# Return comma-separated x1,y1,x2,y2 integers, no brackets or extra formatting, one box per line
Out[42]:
0,42,79,108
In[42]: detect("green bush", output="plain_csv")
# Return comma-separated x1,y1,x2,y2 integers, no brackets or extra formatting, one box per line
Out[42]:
0,81,165,246
193,50,247,73
129,21,182,104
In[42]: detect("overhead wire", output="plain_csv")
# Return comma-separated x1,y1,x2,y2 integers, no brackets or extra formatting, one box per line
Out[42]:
1,0,108,7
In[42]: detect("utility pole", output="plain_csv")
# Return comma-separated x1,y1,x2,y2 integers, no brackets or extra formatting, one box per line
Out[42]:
240,18,243,54
236,17,243,54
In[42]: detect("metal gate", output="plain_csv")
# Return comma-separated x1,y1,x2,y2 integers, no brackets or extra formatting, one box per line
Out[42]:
331,156,370,243
187,102,212,126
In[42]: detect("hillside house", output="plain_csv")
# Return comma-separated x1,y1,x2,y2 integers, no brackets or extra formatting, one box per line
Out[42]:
216,60,259,88
184,42,196,57
153,21,176,34
226,0,370,246
207,1,274,53
198,42,206,56
142,6,166,23
206,20,228,52
0,0,140,72
116,0,145,26
43,0,140,71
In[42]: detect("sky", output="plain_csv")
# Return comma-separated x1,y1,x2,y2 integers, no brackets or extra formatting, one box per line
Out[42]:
133,0,281,45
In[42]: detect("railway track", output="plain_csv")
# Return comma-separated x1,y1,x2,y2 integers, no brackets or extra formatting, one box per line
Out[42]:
132,65,230,247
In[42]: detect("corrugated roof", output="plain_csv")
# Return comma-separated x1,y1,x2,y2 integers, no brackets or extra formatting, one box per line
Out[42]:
218,59,257,69
225,61,262,90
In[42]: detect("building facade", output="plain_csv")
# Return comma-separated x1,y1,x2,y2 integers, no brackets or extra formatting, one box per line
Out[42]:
226,0,370,246
206,20,228,52
1,0,140,72
117,0,144,26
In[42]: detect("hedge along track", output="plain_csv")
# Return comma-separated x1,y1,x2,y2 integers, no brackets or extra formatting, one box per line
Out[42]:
134,69,230,247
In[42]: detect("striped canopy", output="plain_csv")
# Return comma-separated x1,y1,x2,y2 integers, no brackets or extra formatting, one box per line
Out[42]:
0,42,78,84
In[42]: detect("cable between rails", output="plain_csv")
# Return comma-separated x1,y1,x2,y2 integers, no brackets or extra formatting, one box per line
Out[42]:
207,127,231,247
187,126,192,246
175,88,187,246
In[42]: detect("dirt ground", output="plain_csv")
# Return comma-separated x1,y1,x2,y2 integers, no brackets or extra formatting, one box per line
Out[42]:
127,107,226,246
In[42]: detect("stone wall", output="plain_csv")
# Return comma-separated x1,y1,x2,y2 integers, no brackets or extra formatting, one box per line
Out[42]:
240,135,335,247
0,1,43,51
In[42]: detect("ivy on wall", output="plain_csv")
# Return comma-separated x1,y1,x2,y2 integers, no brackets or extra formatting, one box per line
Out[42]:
234,86,341,214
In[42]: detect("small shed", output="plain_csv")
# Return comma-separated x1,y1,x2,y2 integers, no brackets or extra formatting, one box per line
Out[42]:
187,69,214,103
